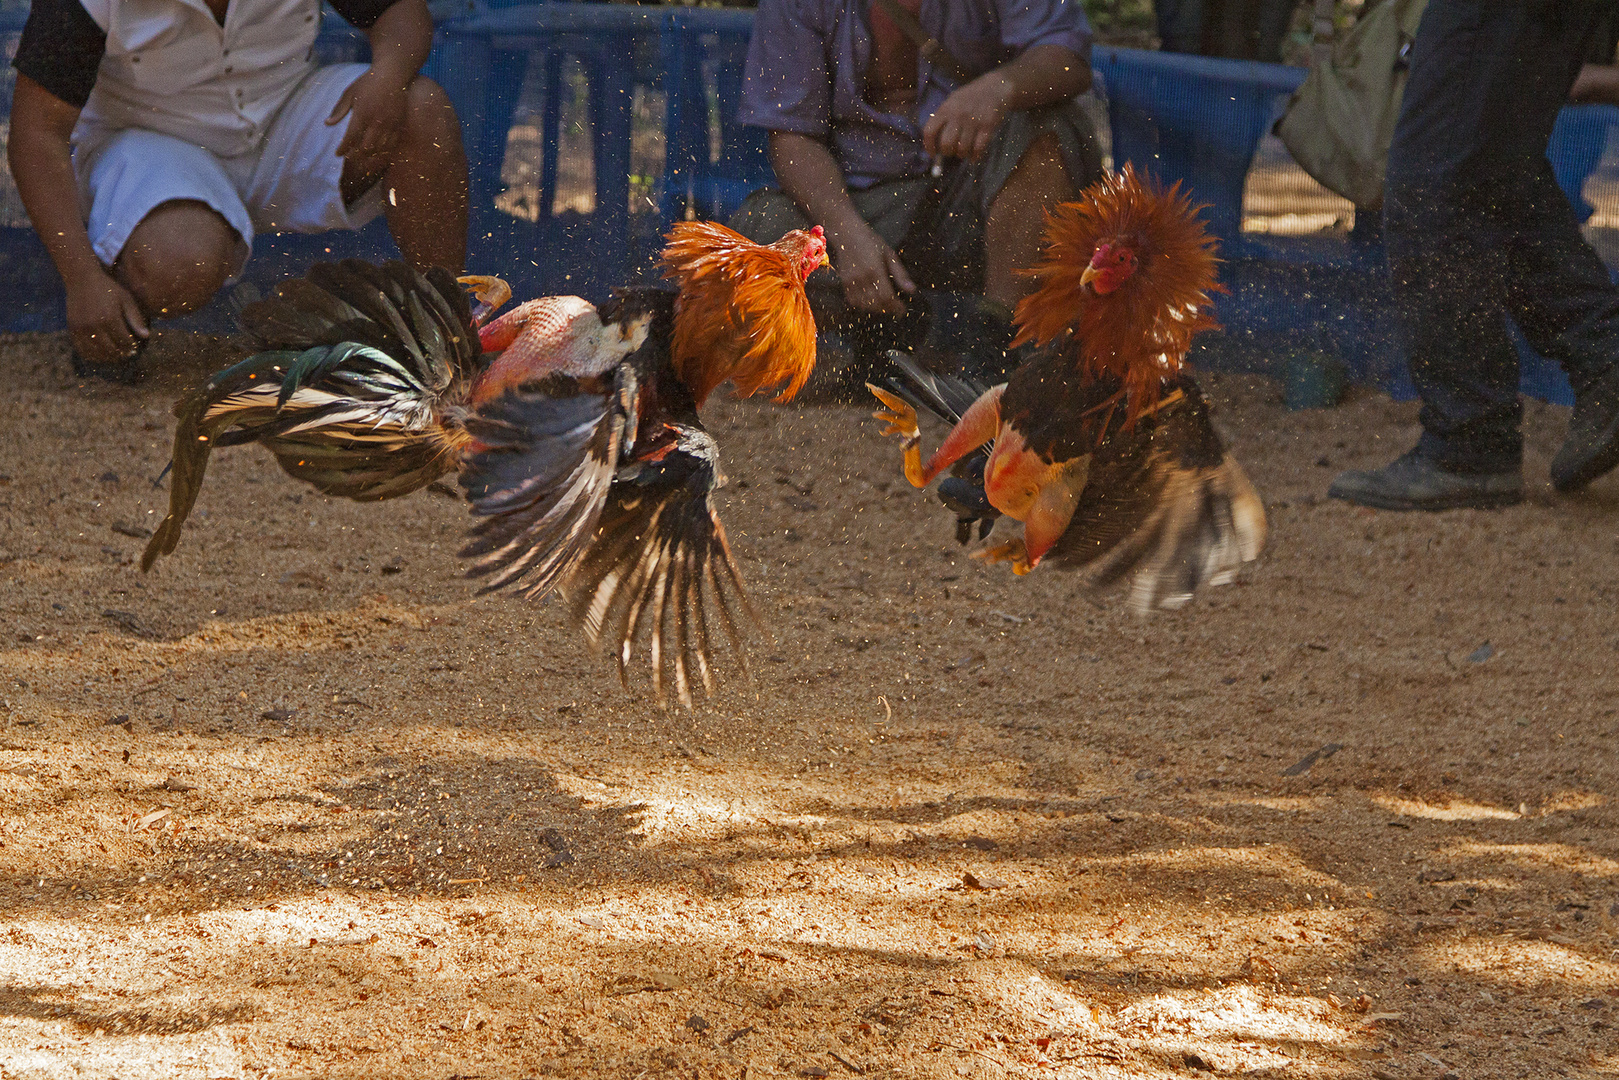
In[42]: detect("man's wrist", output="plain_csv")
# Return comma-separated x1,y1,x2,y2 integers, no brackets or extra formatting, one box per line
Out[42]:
972,69,1016,110
58,256,112,291
825,218,878,253
366,55,419,92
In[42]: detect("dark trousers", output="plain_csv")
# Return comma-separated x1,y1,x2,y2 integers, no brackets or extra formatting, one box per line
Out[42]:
1387,0,1619,473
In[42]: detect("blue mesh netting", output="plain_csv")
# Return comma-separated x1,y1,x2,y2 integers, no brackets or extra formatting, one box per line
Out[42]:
4,2,1619,407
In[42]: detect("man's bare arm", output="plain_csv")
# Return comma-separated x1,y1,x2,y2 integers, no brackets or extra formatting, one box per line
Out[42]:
924,44,1090,161
8,74,148,363
1572,62,1619,104
330,0,434,162
769,130,916,314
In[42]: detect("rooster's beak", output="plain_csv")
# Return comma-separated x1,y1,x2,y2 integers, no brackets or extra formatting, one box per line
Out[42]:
1079,264,1101,291
818,253,830,269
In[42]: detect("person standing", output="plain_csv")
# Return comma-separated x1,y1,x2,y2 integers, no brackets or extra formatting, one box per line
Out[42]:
1330,1,1619,509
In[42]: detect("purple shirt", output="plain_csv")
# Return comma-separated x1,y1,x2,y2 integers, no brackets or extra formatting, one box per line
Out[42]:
738,0,1091,188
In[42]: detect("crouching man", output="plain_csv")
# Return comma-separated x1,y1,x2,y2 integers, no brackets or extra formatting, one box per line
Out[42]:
730,0,1103,382
8,0,469,382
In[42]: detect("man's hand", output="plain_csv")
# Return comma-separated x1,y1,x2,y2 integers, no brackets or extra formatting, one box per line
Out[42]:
923,73,1013,162
831,220,917,314
66,268,149,365
1572,63,1619,105
923,45,1090,162
329,67,411,167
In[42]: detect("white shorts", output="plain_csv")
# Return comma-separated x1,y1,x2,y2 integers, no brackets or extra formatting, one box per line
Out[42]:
74,63,387,281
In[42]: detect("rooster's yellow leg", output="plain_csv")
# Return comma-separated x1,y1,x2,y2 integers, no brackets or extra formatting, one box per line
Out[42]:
867,385,927,488
457,275,513,326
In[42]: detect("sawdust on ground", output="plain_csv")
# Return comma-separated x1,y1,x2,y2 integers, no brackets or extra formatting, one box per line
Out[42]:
1,329,1616,1080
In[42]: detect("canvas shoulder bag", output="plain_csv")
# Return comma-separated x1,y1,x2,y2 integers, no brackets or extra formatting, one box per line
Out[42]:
1274,0,1429,210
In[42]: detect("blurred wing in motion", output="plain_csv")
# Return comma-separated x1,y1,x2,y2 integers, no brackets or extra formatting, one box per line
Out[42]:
460,369,637,604
566,422,753,708
879,355,1265,612
142,260,480,570
1059,379,1266,613
459,365,752,707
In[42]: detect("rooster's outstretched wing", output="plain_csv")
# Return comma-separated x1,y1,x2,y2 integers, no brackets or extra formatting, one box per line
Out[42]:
459,368,636,603
460,366,752,707
567,422,752,707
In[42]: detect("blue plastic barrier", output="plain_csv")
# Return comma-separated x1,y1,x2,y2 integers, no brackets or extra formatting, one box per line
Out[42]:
1090,46,1304,248
4,1,1619,409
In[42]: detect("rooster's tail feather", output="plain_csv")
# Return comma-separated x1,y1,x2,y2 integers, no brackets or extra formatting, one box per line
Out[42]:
1087,451,1266,614
881,351,989,425
142,260,480,570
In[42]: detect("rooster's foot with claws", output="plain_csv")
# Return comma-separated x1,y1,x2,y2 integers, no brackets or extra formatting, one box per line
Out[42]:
973,538,1033,576
866,384,927,488
458,274,513,326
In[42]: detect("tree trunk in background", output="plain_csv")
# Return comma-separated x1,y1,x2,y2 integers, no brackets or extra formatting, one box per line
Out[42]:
1201,0,1300,61
1169,0,1298,61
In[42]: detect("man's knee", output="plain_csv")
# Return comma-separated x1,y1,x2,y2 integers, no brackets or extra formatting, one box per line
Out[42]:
116,200,237,317
992,133,1075,212
402,76,462,146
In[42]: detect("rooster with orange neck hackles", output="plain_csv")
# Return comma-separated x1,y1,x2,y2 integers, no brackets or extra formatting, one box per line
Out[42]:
869,165,1266,612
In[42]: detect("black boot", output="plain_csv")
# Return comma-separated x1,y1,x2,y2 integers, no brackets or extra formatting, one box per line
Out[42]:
1551,363,1619,492
1328,450,1522,511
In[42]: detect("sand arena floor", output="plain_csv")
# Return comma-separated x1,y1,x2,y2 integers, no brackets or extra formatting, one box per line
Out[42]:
0,329,1616,1079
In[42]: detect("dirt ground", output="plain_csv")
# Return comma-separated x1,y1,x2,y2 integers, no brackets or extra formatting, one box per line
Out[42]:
1,328,1617,1080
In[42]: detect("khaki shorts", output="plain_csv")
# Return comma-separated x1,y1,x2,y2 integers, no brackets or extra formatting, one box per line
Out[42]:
74,63,387,282
729,99,1103,295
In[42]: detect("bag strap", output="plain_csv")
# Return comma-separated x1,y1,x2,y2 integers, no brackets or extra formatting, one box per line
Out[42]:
1311,0,1336,64
869,0,976,86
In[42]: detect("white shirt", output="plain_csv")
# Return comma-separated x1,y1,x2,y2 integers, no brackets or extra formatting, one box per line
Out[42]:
76,0,325,159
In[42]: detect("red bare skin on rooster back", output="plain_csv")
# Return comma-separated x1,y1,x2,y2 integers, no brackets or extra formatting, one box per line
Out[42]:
473,296,604,404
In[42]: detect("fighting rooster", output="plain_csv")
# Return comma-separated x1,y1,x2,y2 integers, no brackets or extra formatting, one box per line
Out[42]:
869,165,1266,612
142,223,828,704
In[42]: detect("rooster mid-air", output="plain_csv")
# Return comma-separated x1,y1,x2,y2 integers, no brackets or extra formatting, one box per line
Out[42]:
869,165,1266,612
141,223,828,705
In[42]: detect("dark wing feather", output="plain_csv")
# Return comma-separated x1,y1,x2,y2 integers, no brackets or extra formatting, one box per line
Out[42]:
458,369,635,601
1049,376,1266,612
563,423,753,708
882,350,990,423
882,350,1002,542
